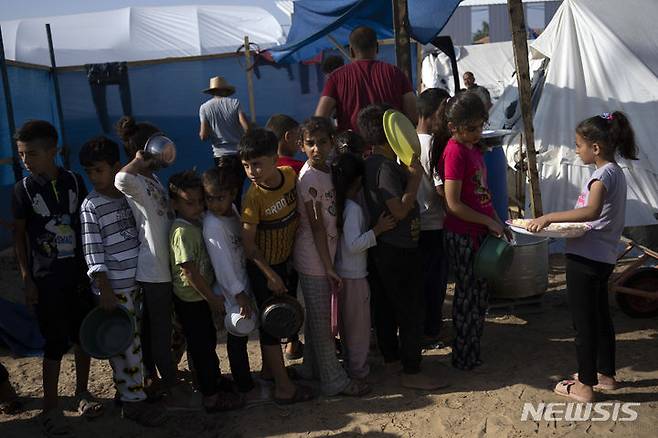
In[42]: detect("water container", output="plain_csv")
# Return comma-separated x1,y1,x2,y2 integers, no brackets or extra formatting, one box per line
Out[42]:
491,233,549,298
484,146,509,221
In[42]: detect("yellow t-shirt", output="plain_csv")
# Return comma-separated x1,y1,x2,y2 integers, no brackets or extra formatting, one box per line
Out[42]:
241,166,298,265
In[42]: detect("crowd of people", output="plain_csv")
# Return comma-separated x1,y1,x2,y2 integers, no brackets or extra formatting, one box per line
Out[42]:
0,25,638,437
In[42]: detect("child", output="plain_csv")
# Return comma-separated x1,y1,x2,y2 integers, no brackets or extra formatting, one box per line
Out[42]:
168,170,244,412
114,117,182,401
358,104,444,390
335,130,367,157
528,111,637,402
266,114,304,175
79,136,165,426
264,113,305,360
239,128,314,405
332,153,395,380
438,92,505,371
201,164,260,401
416,88,451,346
293,117,370,397
11,120,102,434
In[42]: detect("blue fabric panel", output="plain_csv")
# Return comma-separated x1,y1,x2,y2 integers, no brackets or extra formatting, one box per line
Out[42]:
407,0,461,44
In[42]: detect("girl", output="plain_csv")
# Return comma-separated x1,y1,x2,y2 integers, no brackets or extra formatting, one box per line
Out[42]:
202,163,263,404
332,153,395,380
528,111,637,402
438,92,505,371
293,117,370,396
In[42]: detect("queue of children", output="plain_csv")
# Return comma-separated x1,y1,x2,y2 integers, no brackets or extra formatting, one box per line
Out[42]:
8,84,637,435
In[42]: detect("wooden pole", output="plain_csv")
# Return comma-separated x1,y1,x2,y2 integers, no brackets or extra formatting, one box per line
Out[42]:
392,0,412,81
0,25,22,182
46,24,70,169
507,0,542,217
243,36,256,124
415,40,423,93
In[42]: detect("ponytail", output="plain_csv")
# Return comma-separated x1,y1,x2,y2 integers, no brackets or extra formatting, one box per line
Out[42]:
576,111,638,161
331,153,365,231
115,116,160,159
429,98,451,179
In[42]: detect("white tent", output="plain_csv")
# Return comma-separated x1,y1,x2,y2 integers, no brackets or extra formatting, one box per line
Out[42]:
0,5,285,66
507,0,658,226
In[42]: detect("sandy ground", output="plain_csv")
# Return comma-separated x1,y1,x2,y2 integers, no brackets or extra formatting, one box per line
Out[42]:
1,251,657,438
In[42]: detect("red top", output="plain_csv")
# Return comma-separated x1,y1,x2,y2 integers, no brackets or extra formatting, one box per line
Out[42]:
277,156,305,175
440,138,495,236
321,60,414,132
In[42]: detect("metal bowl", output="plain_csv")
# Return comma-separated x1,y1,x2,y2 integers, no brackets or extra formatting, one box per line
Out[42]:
260,295,304,340
143,134,176,167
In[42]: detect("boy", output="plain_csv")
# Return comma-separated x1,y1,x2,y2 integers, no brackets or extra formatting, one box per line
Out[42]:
168,170,243,412
266,114,304,175
79,136,166,426
239,128,314,404
357,105,445,390
12,120,102,433
416,88,450,346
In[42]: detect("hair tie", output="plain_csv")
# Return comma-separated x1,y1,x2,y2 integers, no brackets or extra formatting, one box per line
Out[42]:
599,112,614,121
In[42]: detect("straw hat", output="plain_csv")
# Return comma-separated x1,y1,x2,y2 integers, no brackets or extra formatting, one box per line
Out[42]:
203,76,236,96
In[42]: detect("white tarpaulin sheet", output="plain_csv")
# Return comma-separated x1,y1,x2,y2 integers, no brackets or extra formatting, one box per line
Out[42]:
512,0,658,226
0,6,285,66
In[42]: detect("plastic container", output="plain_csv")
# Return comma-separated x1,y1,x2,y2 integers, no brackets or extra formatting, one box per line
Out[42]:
484,146,509,222
491,233,549,298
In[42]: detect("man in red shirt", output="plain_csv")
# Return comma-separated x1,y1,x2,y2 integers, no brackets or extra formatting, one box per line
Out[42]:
315,26,418,132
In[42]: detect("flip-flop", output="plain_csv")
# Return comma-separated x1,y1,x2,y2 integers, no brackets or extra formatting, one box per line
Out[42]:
273,384,315,406
75,391,104,419
284,342,304,361
553,380,593,403
571,373,619,390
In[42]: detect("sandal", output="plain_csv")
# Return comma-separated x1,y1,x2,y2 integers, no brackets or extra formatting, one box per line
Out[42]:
204,391,245,413
571,373,619,390
273,384,315,406
122,401,168,427
340,379,371,397
554,380,594,403
284,341,304,361
41,410,75,438
75,391,104,419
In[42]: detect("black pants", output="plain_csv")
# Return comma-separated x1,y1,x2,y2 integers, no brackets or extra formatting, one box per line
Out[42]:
173,297,220,397
226,334,254,392
419,230,449,338
368,241,423,374
0,362,8,384
140,282,177,387
566,254,616,386
247,260,299,346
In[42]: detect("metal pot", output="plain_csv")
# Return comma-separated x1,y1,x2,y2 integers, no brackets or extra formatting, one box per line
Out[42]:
260,295,304,340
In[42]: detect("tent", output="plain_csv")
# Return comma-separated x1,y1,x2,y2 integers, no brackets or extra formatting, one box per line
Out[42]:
501,0,658,226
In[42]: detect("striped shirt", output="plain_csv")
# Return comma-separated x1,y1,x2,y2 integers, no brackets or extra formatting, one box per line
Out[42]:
81,191,139,294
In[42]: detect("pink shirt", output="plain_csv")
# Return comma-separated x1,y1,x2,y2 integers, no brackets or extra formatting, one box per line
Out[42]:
440,138,495,236
293,162,338,276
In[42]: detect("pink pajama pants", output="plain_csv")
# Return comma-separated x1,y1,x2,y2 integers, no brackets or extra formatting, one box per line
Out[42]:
338,278,371,379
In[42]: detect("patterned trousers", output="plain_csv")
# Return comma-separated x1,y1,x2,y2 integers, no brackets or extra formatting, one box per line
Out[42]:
110,288,147,402
298,274,350,396
445,231,489,370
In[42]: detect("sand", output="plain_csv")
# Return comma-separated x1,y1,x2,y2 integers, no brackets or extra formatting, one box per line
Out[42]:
1,253,657,438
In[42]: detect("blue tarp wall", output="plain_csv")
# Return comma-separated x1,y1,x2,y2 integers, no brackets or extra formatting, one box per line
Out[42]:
0,43,417,249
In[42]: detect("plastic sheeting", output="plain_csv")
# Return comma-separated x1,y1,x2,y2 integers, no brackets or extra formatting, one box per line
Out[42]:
506,0,658,226
0,6,285,67
269,0,460,63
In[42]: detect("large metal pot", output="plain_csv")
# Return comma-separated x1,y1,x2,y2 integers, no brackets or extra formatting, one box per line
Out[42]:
490,233,549,298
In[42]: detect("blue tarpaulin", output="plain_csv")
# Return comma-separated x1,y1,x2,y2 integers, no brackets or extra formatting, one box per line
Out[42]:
270,0,461,63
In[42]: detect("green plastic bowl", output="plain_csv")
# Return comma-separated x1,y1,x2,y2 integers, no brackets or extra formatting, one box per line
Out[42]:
474,235,514,281
79,306,134,359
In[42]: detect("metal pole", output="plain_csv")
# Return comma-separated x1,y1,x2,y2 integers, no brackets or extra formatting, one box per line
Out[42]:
45,24,69,169
507,0,542,217
0,25,22,181
243,36,256,124
392,0,412,81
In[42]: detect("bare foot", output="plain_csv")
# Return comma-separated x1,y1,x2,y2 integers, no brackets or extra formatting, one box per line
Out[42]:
571,373,619,390
400,372,450,390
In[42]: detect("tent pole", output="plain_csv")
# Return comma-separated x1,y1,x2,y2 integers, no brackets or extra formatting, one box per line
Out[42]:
392,0,412,81
45,24,70,169
326,35,351,62
244,36,256,124
507,0,542,217
415,40,422,93
0,25,22,182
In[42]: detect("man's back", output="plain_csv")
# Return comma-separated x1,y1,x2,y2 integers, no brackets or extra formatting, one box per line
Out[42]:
199,97,243,155
322,60,413,131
